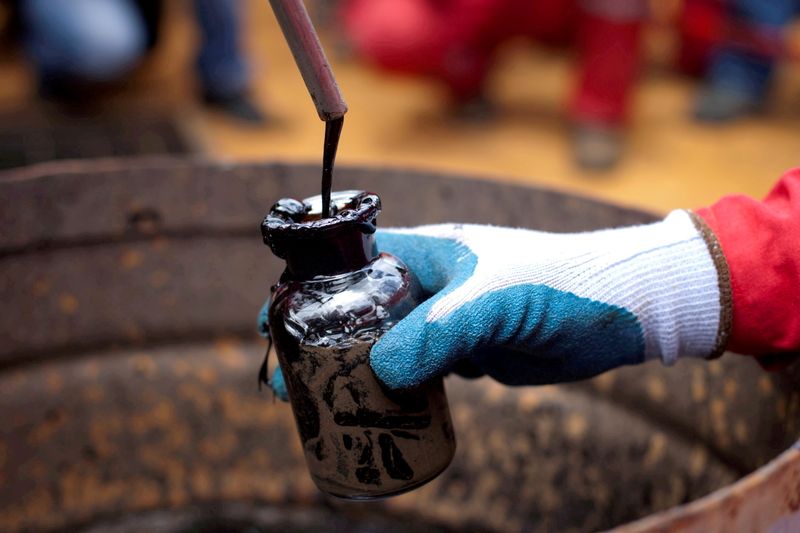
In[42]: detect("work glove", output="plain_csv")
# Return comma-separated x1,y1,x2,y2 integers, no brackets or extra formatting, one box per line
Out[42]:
370,210,730,389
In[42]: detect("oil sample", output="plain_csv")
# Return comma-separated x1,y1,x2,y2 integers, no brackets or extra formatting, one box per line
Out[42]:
262,190,456,499
320,117,343,218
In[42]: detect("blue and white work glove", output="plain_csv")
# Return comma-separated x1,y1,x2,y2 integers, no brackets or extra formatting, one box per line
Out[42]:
262,210,729,395
369,210,729,389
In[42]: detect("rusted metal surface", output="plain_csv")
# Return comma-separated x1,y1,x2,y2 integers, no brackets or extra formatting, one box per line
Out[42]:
616,442,800,533
567,358,800,474
0,159,798,532
0,340,739,532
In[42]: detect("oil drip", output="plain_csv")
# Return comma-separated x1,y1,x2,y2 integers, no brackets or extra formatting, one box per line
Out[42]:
321,117,344,218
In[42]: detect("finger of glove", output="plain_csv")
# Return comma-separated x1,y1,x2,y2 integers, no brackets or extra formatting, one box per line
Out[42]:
376,228,466,295
370,282,494,389
466,285,648,384
371,277,537,390
373,283,648,389
270,367,289,402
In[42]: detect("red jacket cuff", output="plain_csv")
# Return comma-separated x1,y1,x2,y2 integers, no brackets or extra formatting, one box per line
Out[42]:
696,168,800,359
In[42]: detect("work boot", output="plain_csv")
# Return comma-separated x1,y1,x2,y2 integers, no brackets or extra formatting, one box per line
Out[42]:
203,92,267,125
572,122,623,172
693,86,758,123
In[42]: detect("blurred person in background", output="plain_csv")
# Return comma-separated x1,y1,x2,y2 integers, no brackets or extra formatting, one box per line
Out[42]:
341,0,648,171
15,0,265,123
676,0,725,77
681,0,798,123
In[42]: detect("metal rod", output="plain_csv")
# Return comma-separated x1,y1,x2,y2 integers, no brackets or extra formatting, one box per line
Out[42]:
267,0,348,121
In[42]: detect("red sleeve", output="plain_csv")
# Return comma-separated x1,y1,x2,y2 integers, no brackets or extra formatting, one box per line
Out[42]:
696,168,800,365
340,0,504,99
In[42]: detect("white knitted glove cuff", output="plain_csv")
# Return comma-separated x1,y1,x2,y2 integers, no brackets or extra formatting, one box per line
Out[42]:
597,210,727,364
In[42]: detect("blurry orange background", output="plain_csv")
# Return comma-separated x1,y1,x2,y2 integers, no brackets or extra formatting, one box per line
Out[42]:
1,0,799,214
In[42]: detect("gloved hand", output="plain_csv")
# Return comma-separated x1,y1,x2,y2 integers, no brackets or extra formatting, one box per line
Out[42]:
260,209,731,395
370,210,730,389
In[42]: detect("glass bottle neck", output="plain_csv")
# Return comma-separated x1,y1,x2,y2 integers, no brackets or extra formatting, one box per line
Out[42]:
283,230,378,281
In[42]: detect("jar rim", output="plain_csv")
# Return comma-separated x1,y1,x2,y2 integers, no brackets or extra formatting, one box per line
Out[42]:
261,190,381,257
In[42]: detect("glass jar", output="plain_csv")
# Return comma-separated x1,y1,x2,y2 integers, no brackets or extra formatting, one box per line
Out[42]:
262,190,456,499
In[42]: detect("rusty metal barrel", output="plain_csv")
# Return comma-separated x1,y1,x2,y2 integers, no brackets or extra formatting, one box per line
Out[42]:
0,159,798,532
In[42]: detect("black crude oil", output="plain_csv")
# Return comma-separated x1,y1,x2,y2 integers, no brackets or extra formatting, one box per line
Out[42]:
321,117,344,218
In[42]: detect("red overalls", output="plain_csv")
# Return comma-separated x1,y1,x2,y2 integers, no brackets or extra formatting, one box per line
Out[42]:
341,0,647,126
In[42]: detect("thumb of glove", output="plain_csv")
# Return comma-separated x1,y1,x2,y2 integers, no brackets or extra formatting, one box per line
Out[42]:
369,290,481,389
